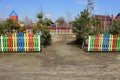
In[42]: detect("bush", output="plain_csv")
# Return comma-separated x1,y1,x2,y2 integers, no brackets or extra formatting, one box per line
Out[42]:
40,26,51,46
32,12,52,47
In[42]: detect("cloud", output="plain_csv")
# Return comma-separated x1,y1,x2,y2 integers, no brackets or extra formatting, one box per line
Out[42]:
75,0,87,5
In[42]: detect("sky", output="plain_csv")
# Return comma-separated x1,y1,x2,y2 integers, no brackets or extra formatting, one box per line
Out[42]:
0,0,120,22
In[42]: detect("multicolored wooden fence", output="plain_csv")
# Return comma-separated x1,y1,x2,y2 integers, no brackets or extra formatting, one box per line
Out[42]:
49,26,73,35
88,34,120,51
0,32,41,52
50,30,73,35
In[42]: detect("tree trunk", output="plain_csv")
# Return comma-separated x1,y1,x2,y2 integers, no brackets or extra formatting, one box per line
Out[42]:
82,40,85,50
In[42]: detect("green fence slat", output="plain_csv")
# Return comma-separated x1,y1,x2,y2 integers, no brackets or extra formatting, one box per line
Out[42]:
34,34,38,51
90,35,94,51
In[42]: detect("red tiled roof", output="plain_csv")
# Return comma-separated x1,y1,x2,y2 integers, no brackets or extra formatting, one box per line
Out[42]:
94,15,111,19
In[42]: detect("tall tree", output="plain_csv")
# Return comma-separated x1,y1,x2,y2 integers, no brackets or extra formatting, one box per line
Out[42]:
72,9,95,49
110,20,120,34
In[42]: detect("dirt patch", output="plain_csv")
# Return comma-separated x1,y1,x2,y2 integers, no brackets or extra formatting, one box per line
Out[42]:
0,35,120,80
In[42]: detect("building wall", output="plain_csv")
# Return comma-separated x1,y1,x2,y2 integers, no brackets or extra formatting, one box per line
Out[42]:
94,15,114,32
9,16,18,22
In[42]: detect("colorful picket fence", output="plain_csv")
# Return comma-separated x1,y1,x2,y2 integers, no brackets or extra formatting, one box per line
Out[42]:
50,30,73,35
0,32,41,52
88,34,120,51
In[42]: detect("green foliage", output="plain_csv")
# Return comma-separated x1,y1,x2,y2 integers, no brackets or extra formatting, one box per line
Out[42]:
37,13,44,20
0,23,6,34
72,10,91,43
44,18,53,26
72,9,100,49
4,19,20,32
40,26,51,45
32,13,51,46
0,19,22,34
110,20,120,34
18,26,25,32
